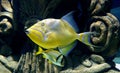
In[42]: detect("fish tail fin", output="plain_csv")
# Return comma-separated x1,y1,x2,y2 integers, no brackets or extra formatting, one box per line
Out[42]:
77,32,102,52
77,32,94,46
36,47,44,55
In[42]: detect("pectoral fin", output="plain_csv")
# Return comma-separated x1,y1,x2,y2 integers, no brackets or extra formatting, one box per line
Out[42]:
36,47,44,55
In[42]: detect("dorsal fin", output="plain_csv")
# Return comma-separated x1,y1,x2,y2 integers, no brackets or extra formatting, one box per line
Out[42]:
61,11,80,32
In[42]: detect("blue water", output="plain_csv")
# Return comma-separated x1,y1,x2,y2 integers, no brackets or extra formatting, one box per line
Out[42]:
113,49,120,70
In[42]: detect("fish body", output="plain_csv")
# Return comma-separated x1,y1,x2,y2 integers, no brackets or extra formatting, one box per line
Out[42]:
26,19,80,49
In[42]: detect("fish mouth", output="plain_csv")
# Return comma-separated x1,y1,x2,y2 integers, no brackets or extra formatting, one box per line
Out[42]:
25,28,45,41
32,28,45,36
25,28,44,34
25,30,29,34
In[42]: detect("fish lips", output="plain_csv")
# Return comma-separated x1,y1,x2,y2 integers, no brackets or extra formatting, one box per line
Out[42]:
25,30,29,34
25,28,45,42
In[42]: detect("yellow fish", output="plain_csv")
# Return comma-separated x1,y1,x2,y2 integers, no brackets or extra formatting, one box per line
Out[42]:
25,18,96,66
25,18,95,49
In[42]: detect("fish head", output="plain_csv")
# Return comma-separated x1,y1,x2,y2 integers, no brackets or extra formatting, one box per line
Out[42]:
25,24,44,46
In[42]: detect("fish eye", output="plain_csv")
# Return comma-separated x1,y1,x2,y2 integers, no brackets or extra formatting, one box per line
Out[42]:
41,23,45,26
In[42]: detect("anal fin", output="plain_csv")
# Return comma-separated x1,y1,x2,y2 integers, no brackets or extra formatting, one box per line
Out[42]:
36,47,44,55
